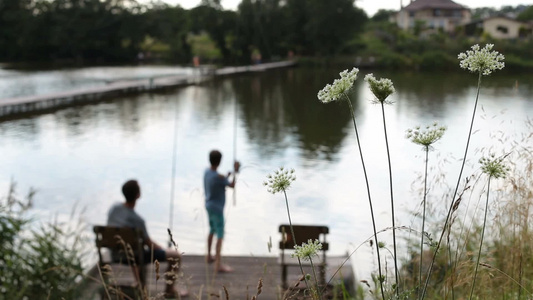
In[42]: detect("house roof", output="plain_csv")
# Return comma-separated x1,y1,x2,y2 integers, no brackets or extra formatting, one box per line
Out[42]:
403,0,467,11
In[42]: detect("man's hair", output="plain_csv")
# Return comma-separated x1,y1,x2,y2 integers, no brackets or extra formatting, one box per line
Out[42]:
209,150,222,167
122,180,140,203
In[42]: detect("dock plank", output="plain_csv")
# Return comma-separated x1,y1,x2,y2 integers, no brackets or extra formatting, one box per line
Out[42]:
82,254,354,300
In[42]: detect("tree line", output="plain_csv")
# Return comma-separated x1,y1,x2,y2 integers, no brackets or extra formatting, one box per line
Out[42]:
1,0,531,68
0,0,368,65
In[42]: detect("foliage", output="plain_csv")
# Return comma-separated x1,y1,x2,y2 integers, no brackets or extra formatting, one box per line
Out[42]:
0,0,368,65
1,0,532,70
517,5,533,21
188,32,222,61
397,119,533,300
376,52,411,70
418,51,457,71
311,44,533,300
471,5,529,19
0,182,87,299
371,9,396,23
504,54,533,71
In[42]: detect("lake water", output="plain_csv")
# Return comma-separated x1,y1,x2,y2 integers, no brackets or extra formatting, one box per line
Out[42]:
0,65,532,279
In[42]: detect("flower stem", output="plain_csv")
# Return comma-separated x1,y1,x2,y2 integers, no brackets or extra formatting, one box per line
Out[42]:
469,177,491,300
421,71,483,300
418,147,429,300
380,101,399,296
309,257,323,300
283,190,310,290
345,95,386,300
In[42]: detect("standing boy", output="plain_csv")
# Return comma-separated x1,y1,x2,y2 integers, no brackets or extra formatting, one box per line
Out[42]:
204,150,240,273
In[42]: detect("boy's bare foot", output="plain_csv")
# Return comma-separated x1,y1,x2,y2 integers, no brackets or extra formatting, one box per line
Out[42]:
206,256,215,264
217,264,234,273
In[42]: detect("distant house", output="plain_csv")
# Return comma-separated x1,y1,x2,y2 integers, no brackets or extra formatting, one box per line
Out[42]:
396,0,471,33
464,16,532,39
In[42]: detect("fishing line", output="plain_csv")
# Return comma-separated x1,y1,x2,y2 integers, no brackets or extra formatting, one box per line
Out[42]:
168,96,180,248
232,95,238,206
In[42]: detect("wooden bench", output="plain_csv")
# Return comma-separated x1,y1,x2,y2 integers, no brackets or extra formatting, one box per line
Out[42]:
93,226,147,296
278,224,329,289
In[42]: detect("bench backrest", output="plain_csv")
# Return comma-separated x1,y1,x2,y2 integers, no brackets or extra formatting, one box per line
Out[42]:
279,224,329,251
93,226,145,264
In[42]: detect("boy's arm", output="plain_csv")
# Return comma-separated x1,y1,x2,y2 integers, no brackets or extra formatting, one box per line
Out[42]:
228,161,240,188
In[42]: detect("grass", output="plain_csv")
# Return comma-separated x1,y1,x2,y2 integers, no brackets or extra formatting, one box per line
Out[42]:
311,43,531,300
0,181,88,299
398,119,533,300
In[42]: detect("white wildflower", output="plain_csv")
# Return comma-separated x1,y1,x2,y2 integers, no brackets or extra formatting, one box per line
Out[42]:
317,68,359,103
479,154,510,179
458,44,505,76
292,239,322,261
406,122,446,150
263,167,296,194
364,73,395,104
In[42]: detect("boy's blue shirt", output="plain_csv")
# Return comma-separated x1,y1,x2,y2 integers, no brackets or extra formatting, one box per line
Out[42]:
204,168,230,214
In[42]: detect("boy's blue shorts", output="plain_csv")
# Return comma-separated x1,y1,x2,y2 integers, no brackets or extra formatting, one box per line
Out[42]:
207,209,225,239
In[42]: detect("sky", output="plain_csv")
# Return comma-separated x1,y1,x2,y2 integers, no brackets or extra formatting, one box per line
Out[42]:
170,0,533,16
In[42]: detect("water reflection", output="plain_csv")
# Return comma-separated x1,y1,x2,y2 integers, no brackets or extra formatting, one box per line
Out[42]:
231,68,357,162
0,117,41,142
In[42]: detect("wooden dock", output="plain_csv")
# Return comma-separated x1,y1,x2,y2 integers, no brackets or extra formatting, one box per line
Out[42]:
0,61,296,118
80,254,355,300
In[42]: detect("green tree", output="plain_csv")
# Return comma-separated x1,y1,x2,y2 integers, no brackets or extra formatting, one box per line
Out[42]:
517,5,533,21
190,4,238,64
141,4,191,63
0,0,32,61
236,0,286,61
371,9,396,23
303,0,367,56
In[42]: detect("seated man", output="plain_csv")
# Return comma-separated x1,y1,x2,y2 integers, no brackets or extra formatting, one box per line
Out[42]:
107,179,187,298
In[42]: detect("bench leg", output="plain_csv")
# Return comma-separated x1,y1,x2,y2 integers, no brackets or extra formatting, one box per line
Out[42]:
282,265,288,289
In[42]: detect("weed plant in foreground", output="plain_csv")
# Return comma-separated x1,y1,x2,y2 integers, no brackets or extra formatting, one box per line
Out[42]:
0,182,87,299
273,43,532,300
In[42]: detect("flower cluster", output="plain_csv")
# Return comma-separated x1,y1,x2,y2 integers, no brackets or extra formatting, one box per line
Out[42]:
292,239,323,261
479,154,510,179
406,122,447,150
263,167,296,194
458,44,505,76
317,68,359,103
364,74,395,104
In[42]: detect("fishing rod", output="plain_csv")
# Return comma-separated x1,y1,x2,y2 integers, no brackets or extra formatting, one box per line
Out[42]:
168,97,180,248
232,95,238,206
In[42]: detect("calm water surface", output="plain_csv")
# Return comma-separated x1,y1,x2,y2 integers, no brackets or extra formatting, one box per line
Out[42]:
0,66,531,278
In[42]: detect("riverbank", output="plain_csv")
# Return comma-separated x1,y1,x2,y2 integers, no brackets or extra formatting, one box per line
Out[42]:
0,60,296,118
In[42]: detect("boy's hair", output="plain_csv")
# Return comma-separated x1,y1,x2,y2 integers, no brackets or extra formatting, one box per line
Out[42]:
209,150,222,167
122,180,140,203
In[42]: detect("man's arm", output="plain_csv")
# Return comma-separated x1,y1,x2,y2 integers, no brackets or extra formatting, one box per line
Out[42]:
144,237,163,250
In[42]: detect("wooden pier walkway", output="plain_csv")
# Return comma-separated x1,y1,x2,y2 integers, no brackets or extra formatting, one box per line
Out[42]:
81,254,355,300
0,61,296,118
